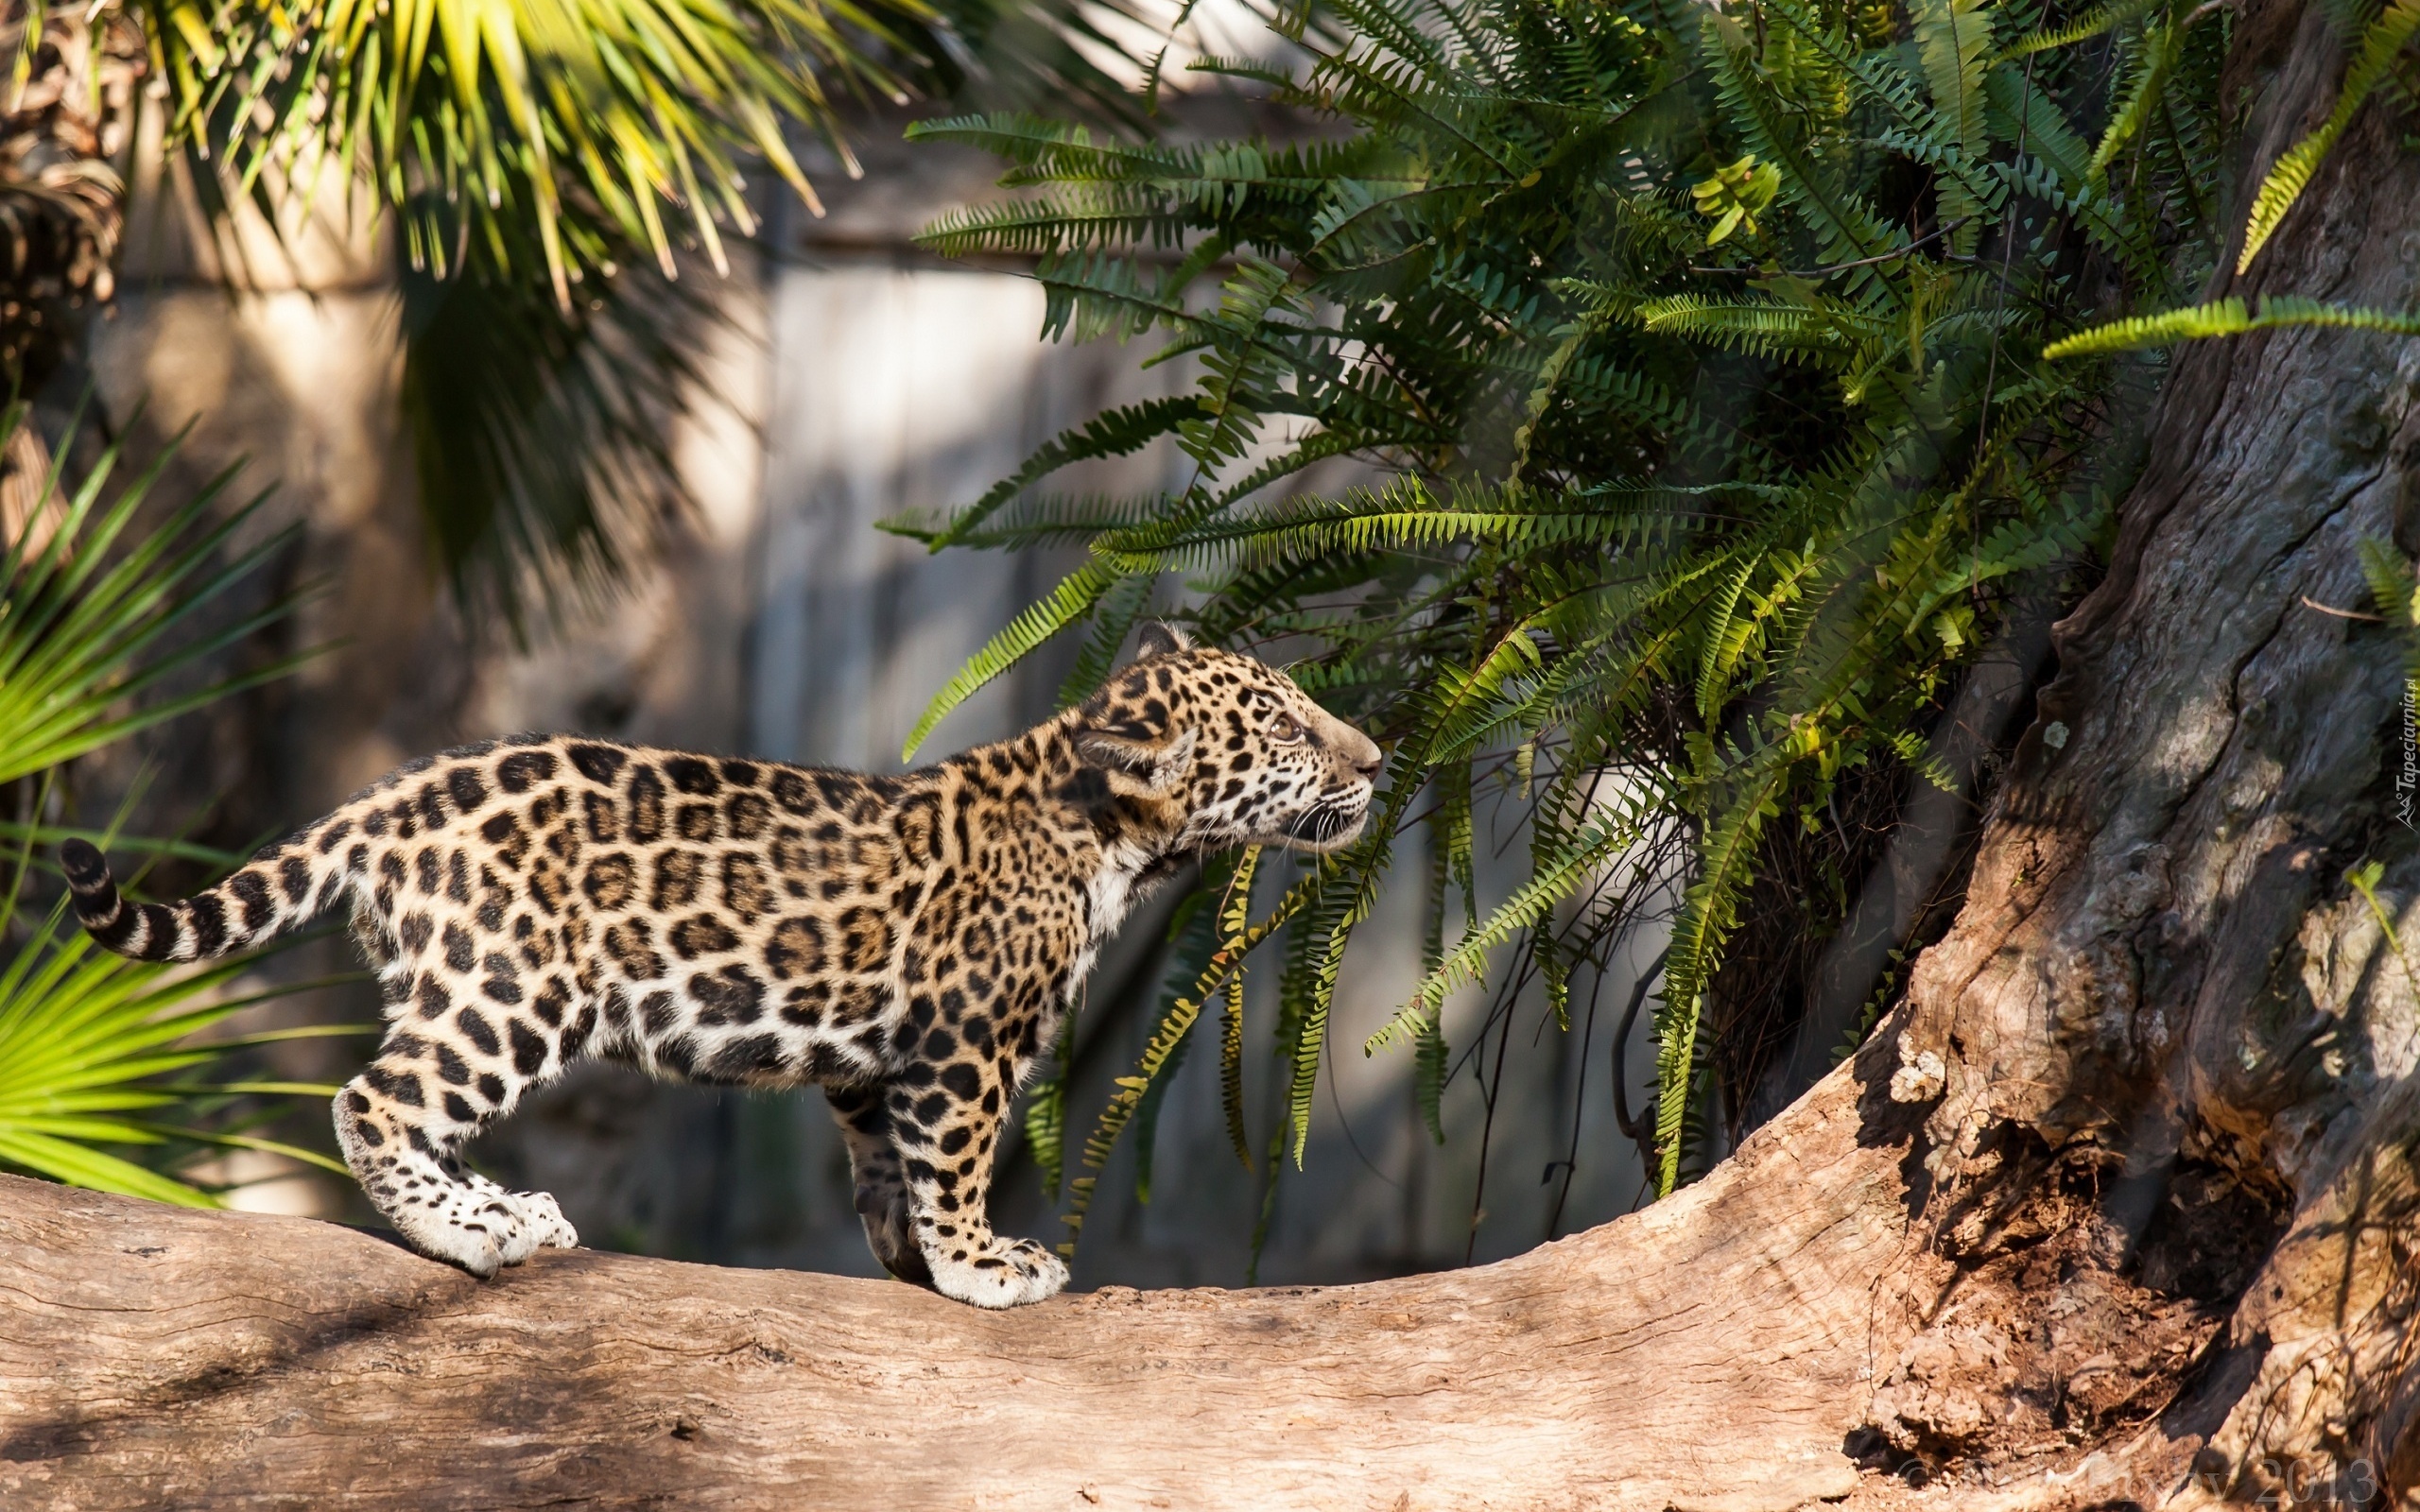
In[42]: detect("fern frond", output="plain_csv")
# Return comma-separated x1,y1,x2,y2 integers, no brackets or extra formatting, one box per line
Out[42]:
889,397,1205,553
1912,0,1995,248
1217,848,1262,1168
2043,295,2420,359
1288,833,1391,1166
2000,0,2159,57
883,493,1167,554
1985,67,2095,196
1635,295,1891,358
1059,850,1308,1256
1057,572,1160,710
1371,777,1666,1054
2088,17,2181,182
1023,1007,1079,1198
905,113,1200,180
1652,759,1787,1193
2238,0,2420,270
915,191,1188,259
2360,541,2420,717
904,562,1118,759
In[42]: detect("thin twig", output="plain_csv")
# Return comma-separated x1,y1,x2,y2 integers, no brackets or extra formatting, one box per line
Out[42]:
1608,947,1672,1167
1978,52,2041,447
1688,217,1975,280
1545,958,1615,1240
2300,595,2384,622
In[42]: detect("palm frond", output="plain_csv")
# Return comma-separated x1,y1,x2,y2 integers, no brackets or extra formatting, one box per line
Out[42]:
133,0,1157,623
396,234,716,631
0,895,304,1206
0,404,306,784
0,406,336,1209
144,0,911,301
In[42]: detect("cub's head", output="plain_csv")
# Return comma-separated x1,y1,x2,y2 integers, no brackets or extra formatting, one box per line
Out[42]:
1071,625,1382,855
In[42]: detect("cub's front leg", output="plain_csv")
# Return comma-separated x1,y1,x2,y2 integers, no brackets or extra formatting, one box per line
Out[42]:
883,981,1066,1309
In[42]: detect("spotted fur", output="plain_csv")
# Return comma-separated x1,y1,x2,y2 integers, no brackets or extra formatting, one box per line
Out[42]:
60,628,1381,1307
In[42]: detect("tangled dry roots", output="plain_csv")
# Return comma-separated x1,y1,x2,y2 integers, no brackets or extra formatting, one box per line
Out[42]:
0,2,140,389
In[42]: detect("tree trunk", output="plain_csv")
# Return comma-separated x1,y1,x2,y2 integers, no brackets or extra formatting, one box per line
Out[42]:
9,0,2420,1505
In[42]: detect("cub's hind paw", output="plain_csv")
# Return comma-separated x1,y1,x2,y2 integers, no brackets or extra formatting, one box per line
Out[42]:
855,1185,932,1286
927,1235,1070,1310
395,1187,579,1278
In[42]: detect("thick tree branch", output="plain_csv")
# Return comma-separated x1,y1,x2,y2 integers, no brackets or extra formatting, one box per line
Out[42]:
0,1077,1910,1512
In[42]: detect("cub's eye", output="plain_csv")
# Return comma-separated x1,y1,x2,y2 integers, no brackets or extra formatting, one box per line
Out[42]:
1270,713,1305,743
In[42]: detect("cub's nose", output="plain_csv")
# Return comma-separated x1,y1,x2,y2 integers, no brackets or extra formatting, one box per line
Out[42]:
1348,730,1382,779
1307,704,1384,780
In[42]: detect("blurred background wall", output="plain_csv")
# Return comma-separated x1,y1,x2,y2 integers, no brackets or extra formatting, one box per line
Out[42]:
62,74,1663,1292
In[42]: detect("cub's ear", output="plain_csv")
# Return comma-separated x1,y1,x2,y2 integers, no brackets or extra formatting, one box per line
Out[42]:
1134,622,1194,660
1076,728,1198,795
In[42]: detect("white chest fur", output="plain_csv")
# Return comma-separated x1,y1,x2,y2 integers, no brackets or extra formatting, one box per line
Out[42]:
1066,836,1157,999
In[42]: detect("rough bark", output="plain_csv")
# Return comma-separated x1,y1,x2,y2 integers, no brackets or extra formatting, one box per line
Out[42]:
0,1106,1910,1512
11,0,2420,1505
1836,0,2420,1497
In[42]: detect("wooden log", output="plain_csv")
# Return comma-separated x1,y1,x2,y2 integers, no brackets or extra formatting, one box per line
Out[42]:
0,1061,1909,1512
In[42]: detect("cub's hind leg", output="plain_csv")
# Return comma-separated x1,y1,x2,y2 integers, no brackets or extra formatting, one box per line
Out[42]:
335,993,589,1277
823,1083,931,1286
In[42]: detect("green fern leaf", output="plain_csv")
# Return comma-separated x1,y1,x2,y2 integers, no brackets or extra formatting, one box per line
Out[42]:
2000,0,2159,57
2044,295,2420,359
1287,836,1392,1166
2360,539,2420,687
1023,1008,1078,1199
1057,573,1160,710
1653,762,1788,1194
1217,848,1262,1169
2239,0,2420,270
1058,852,1309,1255
2088,18,2181,182
882,398,1204,553
903,562,1118,760
1913,0,1995,247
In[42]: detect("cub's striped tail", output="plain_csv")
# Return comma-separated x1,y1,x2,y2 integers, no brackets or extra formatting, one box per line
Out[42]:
60,831,359,964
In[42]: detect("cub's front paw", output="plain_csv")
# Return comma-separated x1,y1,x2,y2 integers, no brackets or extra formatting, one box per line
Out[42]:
926,1235,1069,1309
511,1189,580,1253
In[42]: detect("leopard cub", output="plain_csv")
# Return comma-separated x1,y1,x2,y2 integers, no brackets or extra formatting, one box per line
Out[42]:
61,627,1380,1308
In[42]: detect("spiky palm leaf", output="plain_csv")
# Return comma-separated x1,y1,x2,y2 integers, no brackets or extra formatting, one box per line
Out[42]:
0,403,307,782
143,0,917,303
4,0,1153,622
0,404,338,1206
0,870,348,1207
